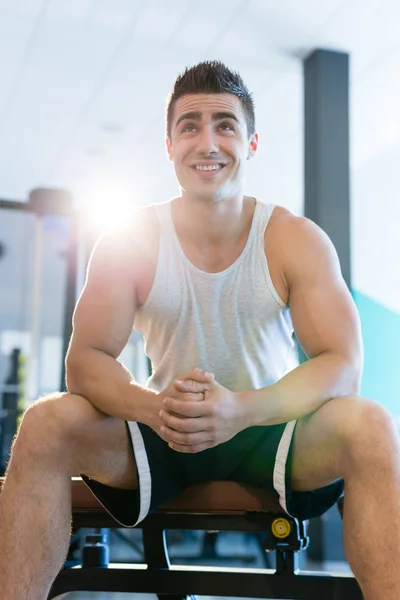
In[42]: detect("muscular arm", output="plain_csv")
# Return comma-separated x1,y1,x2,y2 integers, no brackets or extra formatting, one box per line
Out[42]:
242,215,363,426
65,212,161,428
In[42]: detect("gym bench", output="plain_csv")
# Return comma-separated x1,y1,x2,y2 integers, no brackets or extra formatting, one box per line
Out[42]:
0,477,363,599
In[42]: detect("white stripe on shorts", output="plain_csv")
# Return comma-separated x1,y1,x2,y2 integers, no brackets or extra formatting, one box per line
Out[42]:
127,421,152,525
273,420,297,516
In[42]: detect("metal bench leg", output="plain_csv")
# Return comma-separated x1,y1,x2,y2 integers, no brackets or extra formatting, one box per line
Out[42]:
142,529,196,600
143,529,170,568
82,529,109,568
275,548,298,574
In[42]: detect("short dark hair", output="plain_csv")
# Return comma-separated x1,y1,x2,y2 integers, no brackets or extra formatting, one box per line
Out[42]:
166,61,255,139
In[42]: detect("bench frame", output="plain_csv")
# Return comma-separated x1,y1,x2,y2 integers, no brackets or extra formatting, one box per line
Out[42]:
48,508,364,600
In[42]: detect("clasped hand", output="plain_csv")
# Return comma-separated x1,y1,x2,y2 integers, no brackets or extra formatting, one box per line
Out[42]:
159,368,245,453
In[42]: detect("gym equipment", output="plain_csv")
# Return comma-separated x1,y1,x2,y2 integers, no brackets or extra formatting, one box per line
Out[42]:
0,190,77,400
0,349,22,473
0,478,363,600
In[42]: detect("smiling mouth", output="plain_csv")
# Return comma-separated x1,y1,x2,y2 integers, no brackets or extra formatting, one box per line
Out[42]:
191,164,226,172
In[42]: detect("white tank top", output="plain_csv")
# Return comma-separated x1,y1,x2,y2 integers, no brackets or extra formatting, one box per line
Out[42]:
133,199,297,393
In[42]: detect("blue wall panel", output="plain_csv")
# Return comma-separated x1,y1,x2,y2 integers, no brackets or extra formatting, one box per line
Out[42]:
353,290,400,418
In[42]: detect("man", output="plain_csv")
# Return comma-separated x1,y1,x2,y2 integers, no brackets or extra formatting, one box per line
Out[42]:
0,61,399,600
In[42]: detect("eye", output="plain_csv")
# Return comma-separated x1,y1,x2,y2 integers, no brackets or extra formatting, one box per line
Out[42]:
219,122,234,131
182,123,196,132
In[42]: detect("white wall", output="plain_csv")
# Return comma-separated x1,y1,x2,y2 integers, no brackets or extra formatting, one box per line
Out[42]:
351,140,400,313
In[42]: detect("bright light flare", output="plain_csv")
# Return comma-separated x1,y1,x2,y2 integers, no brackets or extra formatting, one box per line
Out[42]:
81,181,137,235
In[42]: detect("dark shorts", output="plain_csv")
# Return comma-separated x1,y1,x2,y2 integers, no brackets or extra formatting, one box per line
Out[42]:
82,419,344,527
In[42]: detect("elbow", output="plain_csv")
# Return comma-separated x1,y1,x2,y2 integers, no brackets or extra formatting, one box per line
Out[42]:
65,347,104,397
343,354,363,397
324,350,363,398
348,373,362,397
353,370,363,396
65,353,86,396
352,348,364,393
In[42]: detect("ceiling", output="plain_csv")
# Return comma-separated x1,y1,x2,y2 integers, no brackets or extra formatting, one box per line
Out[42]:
0,0,399,216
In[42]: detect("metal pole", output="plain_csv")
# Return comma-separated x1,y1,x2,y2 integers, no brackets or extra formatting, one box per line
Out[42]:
26,213,43,405
59,215,78,392
303,49,351,287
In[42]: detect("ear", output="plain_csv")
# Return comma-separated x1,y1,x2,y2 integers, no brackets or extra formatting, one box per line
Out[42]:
166,136,173,162
247,133,259,160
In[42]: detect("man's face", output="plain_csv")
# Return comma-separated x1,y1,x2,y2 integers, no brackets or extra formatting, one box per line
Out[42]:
166,93,258,202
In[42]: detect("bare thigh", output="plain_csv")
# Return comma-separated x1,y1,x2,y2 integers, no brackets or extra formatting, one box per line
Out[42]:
291,395,397,492
290,396,363,492
21,392,138,490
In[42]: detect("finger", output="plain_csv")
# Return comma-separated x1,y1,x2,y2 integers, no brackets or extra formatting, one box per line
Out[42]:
168,441,215,454
176,368,214,384
159,410,210,433
174,379,212,394
160,424,211,446
174,390,205,402
163,397,212,418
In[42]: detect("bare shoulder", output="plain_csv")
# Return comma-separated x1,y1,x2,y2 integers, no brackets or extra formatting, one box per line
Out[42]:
265,205,341,295
268,205,337,260
269,205,321,235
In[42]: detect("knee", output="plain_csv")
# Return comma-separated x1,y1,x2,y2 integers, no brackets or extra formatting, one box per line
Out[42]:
334,395,399,468
16,392,92,459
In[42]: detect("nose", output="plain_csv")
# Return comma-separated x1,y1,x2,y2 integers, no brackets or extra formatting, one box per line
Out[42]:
197,125,219,155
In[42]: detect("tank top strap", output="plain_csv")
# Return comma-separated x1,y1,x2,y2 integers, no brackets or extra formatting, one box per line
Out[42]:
153,200,175,238
252,200,276,249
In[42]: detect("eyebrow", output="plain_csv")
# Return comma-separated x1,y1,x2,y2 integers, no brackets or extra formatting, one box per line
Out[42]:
175,111,239,129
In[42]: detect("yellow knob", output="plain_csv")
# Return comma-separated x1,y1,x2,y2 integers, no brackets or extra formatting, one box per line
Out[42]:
271,518,291,539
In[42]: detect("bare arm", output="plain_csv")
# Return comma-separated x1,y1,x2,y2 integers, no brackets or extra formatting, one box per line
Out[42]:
241,215,363,426
65,211,161,428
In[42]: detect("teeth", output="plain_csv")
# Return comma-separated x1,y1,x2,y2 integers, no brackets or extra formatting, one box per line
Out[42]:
196,165,221,171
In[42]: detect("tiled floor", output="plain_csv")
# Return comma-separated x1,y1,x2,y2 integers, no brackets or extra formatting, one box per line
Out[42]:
64,529,352,600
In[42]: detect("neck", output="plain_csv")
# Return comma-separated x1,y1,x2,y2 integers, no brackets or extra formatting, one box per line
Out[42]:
172,194,255,247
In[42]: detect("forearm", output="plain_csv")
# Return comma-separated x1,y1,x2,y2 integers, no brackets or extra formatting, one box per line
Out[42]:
66,349,160,428
241,351,362,427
